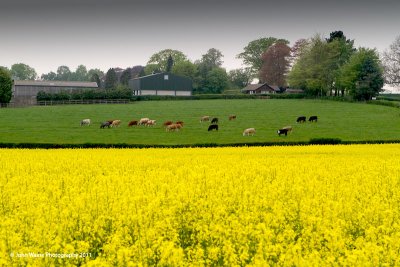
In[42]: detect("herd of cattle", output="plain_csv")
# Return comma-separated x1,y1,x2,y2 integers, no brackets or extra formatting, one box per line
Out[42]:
80,115,318,137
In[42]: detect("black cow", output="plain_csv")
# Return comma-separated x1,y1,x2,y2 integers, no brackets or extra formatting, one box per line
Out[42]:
309,116,318,122
296,116,306,123
208,124,218,131
211,118,218,124
100,121,111,128
277,128,289,136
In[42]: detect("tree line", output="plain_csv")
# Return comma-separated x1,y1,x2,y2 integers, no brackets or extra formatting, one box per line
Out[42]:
1,31,399,103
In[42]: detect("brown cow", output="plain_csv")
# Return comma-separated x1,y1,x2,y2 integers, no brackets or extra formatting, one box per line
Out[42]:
175,121,184,126
128,120,138,127
163,120,173,127
166,123,182,132
229,115,236,121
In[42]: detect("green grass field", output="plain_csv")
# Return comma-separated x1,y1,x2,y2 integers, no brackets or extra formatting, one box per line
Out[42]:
0,99,399,145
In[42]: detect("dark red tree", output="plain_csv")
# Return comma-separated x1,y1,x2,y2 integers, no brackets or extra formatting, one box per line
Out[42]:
259,42,291,87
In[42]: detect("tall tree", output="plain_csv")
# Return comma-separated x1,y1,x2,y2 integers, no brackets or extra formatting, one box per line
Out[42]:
120,68,132,86
337,48,384,100
237,37,289,78
90,73,101,87
130,66,145,78
41,71,57,81
144,64,161,75
11,63,37,80
228,68,252,89
204,67,229,94
87,69,104,81
0,67,13,104
326,30,352,44
104,68,118,90
382,35,400,86
56,65,72,81
0,66,10,73
288,33,354,96
290,38,309,68
201,48,224,69
259,42,291,86
147,49,187,72
73,65,88,81
166,55,174,72
172,60,197,80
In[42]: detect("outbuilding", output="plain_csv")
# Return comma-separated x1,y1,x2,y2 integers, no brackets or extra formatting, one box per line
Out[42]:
12,80,98,106
129,72,192,96
241,83,279,94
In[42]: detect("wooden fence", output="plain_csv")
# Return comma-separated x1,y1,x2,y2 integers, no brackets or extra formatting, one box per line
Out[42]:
36,99,131,106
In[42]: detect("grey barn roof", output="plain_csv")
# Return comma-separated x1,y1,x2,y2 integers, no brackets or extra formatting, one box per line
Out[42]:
129,72,192,91
13,80,98,88
241,83,276,92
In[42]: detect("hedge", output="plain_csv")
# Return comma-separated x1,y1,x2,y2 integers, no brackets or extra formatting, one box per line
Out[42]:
1,139,400,149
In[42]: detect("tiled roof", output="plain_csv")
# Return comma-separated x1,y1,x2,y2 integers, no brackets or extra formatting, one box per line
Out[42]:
14,80,98,88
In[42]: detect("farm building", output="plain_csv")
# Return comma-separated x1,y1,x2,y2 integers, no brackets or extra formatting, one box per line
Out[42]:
129,72,192,96
241,83,280,94
12,80,98,106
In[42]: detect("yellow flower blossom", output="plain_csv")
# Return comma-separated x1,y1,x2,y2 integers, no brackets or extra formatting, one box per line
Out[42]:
0,145,399,266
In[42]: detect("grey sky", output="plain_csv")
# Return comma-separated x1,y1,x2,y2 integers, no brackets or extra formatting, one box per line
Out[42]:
1,0,399,76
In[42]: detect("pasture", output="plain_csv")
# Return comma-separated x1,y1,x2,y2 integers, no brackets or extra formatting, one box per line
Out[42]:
0,99,399,145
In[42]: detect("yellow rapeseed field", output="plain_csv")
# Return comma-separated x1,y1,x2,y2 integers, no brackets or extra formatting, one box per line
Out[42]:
1,145,400,266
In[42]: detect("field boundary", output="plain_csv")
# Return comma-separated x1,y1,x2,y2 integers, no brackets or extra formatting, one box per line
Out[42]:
37,99,130,106
1,139,400,149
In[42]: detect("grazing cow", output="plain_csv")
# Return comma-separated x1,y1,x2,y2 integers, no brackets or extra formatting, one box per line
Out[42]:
100,121,111,128
200,116,210,122
296,116,306,123
277,128,290,136
138,118,150,125
163,120,173,127
229,115,237,121
211,118,218,124
107,120,115,124
208,124,218,131
309,116,318,122
166,123,182,132
175,121,184,126
282,126,293,133
146,120,156,127
243,128,256,136
80,119,91,126
111,120,121,127
128,120,138,127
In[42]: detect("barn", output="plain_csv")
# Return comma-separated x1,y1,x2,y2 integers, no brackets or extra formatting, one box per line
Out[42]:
241,83,280,94
12,80,98,106
129,72,192,96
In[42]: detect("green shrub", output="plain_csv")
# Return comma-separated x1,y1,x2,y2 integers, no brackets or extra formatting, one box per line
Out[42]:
309,138,342,145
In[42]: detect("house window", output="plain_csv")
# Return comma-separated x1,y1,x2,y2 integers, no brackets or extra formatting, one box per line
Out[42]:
164,75,169,80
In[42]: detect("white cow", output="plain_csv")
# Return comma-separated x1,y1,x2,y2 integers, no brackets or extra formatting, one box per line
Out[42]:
138,118,150,125
200,116,210,123
243,128,256,136
80,119,91,126
146,120,156,127
111,120,121,127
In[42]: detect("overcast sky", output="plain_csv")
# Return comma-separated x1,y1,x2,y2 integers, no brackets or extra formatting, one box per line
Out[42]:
1,0,399,76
